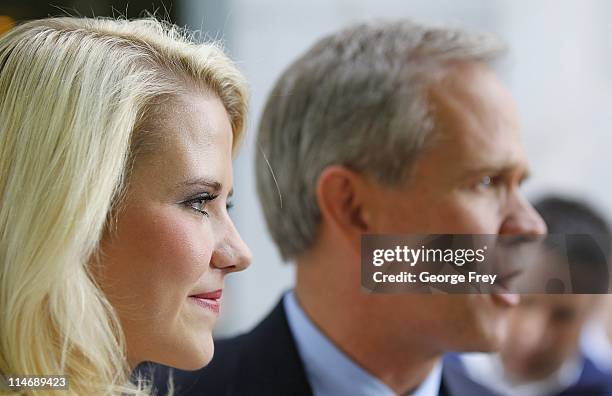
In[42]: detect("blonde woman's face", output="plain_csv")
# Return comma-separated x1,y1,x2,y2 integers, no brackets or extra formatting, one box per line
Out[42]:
95,93,251,370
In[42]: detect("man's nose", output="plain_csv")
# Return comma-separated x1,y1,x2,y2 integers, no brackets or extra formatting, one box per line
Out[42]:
500,192,547,235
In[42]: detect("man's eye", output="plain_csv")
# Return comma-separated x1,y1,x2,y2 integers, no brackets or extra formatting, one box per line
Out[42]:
185,193,218,216
471,176,495,191
478,176,492,188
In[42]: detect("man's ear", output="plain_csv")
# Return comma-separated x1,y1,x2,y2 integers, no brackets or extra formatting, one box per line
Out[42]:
316,165,372,255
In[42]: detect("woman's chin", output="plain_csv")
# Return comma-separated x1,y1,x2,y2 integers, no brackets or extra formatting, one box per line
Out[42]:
174,335,215,371
146,332,215,371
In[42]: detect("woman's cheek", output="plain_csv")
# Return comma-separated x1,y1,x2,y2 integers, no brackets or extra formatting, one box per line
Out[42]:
109,203,215,319
143,210,215,291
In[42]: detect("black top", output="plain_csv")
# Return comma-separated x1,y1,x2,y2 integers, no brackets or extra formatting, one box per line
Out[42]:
146,298,475,395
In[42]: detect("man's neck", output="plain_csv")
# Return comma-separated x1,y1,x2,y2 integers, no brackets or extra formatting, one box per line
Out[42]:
294,257,441,394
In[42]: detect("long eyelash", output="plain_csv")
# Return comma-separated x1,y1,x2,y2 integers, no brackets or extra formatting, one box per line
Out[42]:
184,193,218,216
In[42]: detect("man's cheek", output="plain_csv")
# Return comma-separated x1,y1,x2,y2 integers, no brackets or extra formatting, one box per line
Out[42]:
457,203,501,233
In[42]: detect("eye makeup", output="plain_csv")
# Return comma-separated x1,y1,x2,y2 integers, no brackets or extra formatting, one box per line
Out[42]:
182,192,219,217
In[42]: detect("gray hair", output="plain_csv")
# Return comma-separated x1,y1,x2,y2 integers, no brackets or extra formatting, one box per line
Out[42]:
255,19,505,260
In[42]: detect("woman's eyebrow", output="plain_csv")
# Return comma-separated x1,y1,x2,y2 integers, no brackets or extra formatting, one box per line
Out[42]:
176,177,222,192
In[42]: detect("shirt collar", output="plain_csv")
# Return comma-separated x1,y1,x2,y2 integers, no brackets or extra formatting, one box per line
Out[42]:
581,320,612,371
283,290,442,396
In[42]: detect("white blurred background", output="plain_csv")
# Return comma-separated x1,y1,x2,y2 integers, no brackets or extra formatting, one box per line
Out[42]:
172,0,612,336
5,0,607,336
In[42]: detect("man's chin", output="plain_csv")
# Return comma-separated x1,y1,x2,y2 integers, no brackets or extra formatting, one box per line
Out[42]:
483,319,510,351
457,295,511,352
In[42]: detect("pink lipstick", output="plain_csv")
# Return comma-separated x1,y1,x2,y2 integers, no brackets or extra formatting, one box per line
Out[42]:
189,289,222,314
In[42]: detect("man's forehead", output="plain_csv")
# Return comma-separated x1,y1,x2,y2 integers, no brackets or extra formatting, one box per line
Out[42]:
428,61,519,123
419,122,529,180
423,62,527,174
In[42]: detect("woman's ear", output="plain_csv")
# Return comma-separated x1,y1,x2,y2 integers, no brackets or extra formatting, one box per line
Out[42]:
315,165,373,255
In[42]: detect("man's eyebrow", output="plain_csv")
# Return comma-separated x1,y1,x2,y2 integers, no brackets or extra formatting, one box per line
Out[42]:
462,164,531,181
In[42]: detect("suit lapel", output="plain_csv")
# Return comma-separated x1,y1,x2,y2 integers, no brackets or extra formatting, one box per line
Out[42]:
231,298,313,396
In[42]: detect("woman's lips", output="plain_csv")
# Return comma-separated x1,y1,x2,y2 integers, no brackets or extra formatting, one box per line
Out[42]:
191,289,222,300
189,289,222,314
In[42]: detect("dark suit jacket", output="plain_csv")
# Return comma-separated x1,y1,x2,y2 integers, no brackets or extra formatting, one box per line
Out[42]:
442,353,612,396
145,298,466,395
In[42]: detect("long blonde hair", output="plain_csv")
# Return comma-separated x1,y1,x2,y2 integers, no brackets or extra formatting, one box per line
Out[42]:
0,17,247,395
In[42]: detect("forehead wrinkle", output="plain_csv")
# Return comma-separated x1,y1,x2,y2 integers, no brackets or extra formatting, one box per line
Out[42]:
427,67,527,176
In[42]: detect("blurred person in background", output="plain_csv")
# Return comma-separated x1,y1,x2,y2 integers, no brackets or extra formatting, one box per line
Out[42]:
581,294,612,374
0,17,250,395
159,19,546,396
456,196,612,396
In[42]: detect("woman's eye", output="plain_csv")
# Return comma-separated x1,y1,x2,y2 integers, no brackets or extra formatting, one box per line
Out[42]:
185,193,218,216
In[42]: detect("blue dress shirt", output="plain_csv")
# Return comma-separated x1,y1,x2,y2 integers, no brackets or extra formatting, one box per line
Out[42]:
283,290,442,396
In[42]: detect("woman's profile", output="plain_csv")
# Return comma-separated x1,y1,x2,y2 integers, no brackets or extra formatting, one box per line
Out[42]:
0,17,251,395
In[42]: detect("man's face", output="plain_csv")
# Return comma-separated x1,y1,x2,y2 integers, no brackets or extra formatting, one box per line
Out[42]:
500,295,598,381
362,61,546,353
